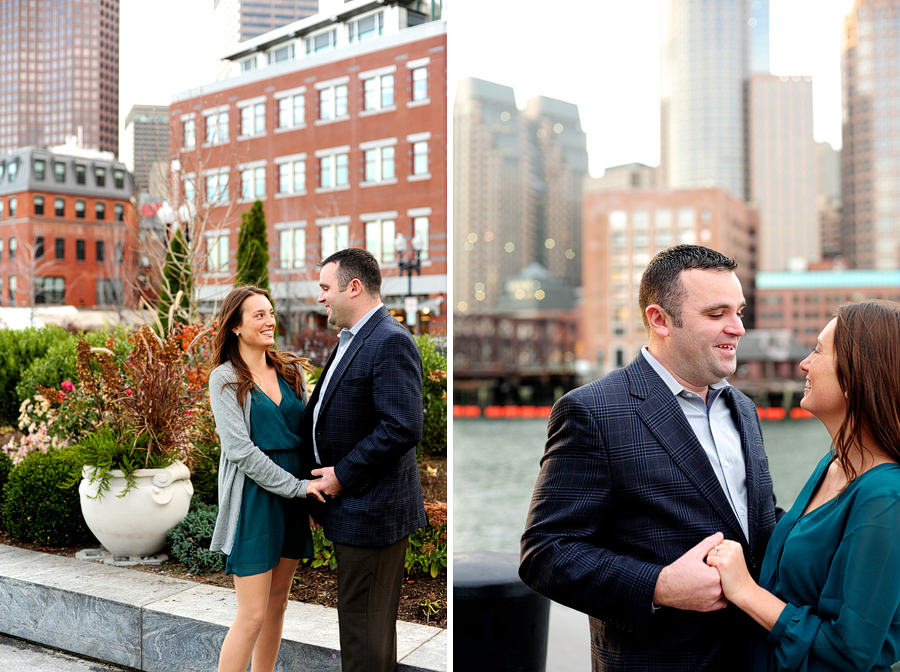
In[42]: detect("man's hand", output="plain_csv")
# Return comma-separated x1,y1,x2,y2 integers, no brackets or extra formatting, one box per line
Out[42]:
653,532,727,612
306,478,326,502
310,466,344,497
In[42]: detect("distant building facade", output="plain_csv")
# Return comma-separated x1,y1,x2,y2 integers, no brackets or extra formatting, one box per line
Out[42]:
748,73,819,271
840,0,900,269
817,141,842,260
582,187,758,373
454,77,587,315
0,0,119,155
755,269,900,348
122,105,170,197
0,147,135,308
170,0,447,332
585,162,658,193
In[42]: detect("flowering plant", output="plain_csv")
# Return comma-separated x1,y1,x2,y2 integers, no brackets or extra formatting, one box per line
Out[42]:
1,393,70,465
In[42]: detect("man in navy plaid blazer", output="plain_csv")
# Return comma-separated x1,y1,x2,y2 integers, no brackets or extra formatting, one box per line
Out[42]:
521,245,781,670
303,248,426,672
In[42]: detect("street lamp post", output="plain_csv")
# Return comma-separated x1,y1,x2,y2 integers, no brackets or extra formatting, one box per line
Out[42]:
395,232,423,333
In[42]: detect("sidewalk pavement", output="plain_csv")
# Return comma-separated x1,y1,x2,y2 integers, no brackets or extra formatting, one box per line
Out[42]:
0,543,446,672
546,602,591,672
0,634,130,671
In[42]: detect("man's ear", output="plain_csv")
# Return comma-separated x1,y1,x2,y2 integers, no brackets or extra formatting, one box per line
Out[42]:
645,304,670,339
347,278,363,299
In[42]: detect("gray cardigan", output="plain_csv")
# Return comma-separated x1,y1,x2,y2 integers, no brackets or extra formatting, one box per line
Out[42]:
208,360,310,556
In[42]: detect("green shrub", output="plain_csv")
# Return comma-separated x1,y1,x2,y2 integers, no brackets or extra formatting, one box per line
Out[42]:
304,526,337,570
405,502,447,578
0,450,12,525
166,500,224,575
415,335,447,460
1,449,92,546
0,327,72,425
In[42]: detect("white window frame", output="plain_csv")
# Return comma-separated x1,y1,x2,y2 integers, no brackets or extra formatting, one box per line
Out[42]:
407,132,431,181
238,97,267,138
203,106,229,145
275,221,307,269
348,11,383,43
181,113,196,149
359,66,396,115
317,216,350,259
275,86,306,130
316,78,349,123
204,168,231,206
315,146,350,192
275,153,307,196
360,138,398,186
363,217,396,264
409,207,431,261
205,230,230,273
407,58,430,107
240,165,266,201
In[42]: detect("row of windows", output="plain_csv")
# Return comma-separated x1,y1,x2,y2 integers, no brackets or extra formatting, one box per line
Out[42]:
0,195,124,221
188,140,431,205
0,158,125,188
0,276,124,306
0,236,119,265
206,216,431,273
183,67,428,147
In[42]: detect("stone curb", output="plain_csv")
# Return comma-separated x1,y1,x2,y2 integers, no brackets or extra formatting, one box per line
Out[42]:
0,544,446,672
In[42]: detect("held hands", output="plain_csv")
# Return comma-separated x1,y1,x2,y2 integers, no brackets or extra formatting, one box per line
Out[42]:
310,466,344,498
653,532,728,612
705,539,754,606
306,478,326,502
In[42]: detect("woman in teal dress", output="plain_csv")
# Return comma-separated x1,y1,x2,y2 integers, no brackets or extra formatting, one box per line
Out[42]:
707,300,900,671
208,286,325,672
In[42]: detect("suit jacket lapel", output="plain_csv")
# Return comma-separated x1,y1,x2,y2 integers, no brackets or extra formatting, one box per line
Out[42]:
629,357,748,544
730,393,764,548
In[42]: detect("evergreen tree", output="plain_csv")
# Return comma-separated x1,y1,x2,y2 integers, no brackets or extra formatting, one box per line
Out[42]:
235,200,270,292
157,225,191,333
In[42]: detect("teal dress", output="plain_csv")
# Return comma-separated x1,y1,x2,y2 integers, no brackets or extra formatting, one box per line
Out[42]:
754,453,900,671
225,374,313,576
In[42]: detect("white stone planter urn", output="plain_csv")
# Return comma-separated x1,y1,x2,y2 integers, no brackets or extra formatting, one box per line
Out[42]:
79,460,194,558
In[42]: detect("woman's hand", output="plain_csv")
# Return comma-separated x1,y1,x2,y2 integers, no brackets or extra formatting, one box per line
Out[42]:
306,478,326,502
705,539,754,605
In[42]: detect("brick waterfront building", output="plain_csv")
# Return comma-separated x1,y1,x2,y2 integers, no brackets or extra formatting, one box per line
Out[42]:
168,0,447,332
0,145,135,308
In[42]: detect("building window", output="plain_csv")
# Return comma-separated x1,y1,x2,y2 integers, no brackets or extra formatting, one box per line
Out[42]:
97,279,124,305
278,160,306,194
54,162,66,182
240,57,257,72
207,234,229,272
75,165,86,184
240,103,266,136
412,67,428,101
320,222,348,260
35,236,44,259
7,161,17,182
365,219,395,264
184,119,196,148
205,111,229,144
95,167,106,187
115,242,124,265
55,198,64,217
76,239,85,261
278,94,304,128
114,170,125,189
279,227,306,269
348,12,383,42
305,29,336,54
34,159,45,180
413,216,430,261
34,196,44,216
9,275,16,303
55,238,64,260
0,200,3,219
8,197,15,218
96,240,105,263
75,200,85,219
319,84,348,120
241,167,266,199
8,237,15,261
267,43,295,64
412,141,429,175
34,277,65,305
364,146,395,182
114,204,124,222
319,153,349,188
0,238,3,261
96,202,105,221
206,173,229,205
184,177,196,204
363,74,394,111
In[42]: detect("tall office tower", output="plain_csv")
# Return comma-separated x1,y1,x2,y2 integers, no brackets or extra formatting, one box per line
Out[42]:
841,0,900,269
454,78,587,314
213,0,319,79
749,74,819,271
660,0,754,200
817,141,842,260
121,105,169,197
0,0,119,156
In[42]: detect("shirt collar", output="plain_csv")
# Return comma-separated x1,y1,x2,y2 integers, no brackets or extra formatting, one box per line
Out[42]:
641,346,730,398
341,302,384,340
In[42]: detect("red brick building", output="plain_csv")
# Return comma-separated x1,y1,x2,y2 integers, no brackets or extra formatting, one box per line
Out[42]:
0,146,136,308
168,0,447,332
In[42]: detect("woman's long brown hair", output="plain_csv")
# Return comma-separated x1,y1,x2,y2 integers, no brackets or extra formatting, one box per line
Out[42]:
209,285,313,407
832,300,900,481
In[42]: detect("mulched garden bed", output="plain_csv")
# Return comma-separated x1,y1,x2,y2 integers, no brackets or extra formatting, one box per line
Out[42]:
0,457,447,629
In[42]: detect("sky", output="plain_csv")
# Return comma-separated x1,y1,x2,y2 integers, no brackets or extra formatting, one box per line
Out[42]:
119,0,855,176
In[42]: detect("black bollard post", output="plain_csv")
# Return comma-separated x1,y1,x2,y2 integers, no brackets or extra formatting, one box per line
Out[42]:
453,551,550,672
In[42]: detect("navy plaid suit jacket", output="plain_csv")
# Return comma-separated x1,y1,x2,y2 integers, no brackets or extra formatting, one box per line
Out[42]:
302,306,427,547
520,354,781,671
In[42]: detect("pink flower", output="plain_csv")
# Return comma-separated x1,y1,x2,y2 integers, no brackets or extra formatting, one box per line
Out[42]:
61,380,75,392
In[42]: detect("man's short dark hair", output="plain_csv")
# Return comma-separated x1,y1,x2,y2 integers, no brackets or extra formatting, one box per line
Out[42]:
638,245,738,330
320,247,382,297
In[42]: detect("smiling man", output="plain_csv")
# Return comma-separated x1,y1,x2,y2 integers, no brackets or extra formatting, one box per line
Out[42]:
520,245,782,670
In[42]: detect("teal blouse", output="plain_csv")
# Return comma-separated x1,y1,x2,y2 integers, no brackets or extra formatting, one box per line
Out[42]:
756,453,900,671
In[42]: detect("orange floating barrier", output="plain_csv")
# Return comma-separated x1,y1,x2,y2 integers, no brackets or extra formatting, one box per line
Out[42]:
789,407,814,420
756,407,787,421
